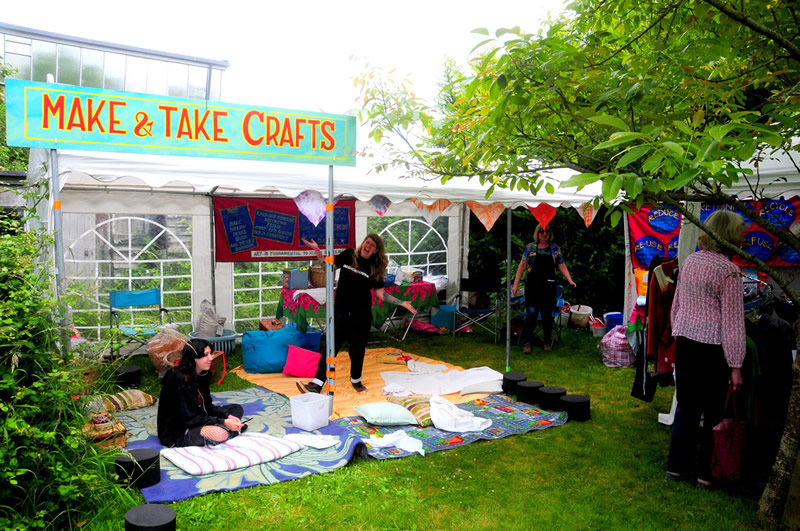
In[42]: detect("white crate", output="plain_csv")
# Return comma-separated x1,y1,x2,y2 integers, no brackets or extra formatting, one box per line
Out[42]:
290,393,330,431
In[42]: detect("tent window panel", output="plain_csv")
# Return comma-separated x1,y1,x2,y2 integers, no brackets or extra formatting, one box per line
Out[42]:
146,58,169,96
103,52,126,90
5,53,31,80
371,217,448,277
187,65,208,99
80,48,104,88
167,62,189,97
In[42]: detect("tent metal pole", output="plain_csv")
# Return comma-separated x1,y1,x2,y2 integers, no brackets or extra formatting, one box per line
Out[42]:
208,187,219,306
49,148,69,353
325,165,336,415
505,206,512,371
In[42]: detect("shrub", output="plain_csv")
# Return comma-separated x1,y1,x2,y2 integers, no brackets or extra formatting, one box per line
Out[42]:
0,210,135,528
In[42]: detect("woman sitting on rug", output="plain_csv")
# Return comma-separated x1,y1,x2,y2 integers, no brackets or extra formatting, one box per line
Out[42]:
157,338,246,447
298,233,417,394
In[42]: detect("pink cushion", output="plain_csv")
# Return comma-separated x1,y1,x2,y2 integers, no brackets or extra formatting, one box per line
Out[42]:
282,345,321,378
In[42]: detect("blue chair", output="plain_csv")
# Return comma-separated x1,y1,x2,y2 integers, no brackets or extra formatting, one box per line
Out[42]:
453,277,501,342
522,285,565,346
109,289,172,357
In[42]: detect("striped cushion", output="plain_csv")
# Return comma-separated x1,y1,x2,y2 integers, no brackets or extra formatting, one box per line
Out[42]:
161,433,303,475
103,390,157,411
387,395,432,426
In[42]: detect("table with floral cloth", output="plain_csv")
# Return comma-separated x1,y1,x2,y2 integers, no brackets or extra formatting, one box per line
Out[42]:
276,281,440,333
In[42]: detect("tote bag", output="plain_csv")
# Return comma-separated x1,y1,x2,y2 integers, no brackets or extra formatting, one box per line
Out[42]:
711,384,746,481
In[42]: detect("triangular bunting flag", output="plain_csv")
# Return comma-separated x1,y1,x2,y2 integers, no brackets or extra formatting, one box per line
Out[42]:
294,190,327,226
526,203,557,228
465,201,506,231
578,202,599,227
410,198,452,225
370,195,392,216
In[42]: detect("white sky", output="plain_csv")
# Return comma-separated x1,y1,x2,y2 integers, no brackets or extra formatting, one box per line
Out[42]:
2,0,565,114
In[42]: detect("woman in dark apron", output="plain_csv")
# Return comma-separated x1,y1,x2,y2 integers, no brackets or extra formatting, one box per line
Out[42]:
512,224,576,352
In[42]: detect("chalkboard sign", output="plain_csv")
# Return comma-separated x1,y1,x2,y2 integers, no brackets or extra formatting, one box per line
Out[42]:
253,209,296,244
220,205,257,253
299,206,351,245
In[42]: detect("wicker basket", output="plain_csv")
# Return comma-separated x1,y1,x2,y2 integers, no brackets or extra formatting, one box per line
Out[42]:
309,266,326,288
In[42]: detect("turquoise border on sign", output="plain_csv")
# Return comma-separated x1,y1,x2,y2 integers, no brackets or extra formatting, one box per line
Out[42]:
5,79,356,166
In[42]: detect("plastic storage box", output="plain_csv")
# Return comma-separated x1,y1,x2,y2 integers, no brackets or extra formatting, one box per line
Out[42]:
286,323,323,350
431,304,455,332
189,328,237,356
282,269,309,289
290,393,330,431
604,312,624,333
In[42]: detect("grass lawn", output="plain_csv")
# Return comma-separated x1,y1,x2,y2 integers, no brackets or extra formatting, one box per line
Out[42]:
102,326,771,530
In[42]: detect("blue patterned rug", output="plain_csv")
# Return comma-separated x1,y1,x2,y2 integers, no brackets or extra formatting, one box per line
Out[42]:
336,394,567,459
119,389,567,502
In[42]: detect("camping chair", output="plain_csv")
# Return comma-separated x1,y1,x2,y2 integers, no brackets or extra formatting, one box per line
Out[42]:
109,288,172,358
453,277,501,342
523,284,565,347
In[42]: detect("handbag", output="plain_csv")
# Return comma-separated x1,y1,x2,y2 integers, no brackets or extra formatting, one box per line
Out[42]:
710,384,746,481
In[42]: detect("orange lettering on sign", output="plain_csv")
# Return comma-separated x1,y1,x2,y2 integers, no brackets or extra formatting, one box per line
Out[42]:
279,117,295,147
86,99,106,133
306,119,321,148
108,101,127,134
42,94,66,130
242,110,265,146
265,115,280,146
320,120,336,151
158,105,178,137
212,110,228,142
193,109,211,141
176,108,194,140
66,98,86,131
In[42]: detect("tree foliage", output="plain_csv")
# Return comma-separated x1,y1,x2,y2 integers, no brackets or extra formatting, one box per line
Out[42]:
358,0,800,522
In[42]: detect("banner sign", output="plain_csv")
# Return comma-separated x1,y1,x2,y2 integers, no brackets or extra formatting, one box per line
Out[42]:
5,79,356,166
628,205,682,269
700,197,800,267
213,197,355,261
628,197,800,270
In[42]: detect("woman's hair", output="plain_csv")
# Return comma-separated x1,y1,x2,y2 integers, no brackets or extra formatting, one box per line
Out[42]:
177,338,212,375
352,233,389,281
533,224,554,244
698,210,744,252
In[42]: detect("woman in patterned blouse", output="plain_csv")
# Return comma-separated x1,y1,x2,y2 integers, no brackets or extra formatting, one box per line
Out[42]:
666,210,745,489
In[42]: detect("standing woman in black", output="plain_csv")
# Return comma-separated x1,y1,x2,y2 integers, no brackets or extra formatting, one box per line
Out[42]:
298,233,416,393
512,224,576,352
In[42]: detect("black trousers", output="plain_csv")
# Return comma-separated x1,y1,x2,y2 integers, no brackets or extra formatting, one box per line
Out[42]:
666,336,729,482
314,306,372,384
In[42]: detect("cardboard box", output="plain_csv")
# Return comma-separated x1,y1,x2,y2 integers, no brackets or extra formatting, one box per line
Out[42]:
282,269,309,290
290,393,330,431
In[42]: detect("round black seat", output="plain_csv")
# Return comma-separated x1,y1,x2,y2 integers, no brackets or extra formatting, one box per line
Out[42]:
560,394,591,421
516,380,544,405
115,365,142,388
502,371,527,395
125,504,176,531
539,386,567,410
115,448,161,489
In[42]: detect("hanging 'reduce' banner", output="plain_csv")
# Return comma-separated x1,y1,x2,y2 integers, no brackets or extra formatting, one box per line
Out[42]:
627,205,682,269
700,197,800,267
5,79,356,166
213,198,355,261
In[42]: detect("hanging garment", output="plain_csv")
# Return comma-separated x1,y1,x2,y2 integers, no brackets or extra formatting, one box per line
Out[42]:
646,257,678,375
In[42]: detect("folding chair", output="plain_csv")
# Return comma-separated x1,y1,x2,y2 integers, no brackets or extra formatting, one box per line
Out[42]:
524,285,565,347
109,288,172,358
453,277,501,342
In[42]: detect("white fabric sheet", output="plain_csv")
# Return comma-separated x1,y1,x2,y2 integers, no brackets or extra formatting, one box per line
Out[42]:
429,394,492,433
380,366,503,395
363,430,425,456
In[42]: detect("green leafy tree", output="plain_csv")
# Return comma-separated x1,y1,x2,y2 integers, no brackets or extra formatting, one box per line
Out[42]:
358,0,800,522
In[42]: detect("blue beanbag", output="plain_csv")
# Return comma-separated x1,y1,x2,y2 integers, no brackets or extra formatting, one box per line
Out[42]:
242,328,303,373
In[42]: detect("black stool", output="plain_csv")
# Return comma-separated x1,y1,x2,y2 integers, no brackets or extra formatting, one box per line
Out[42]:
560,394,591,421
125,504,176,531
502,371,527,395
539,386,567,410
516,380,543,405
115,448,160,489
115,365,142,388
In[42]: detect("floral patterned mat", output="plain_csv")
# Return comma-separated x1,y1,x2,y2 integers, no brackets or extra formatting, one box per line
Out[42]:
336,394,568,459
119,389,567,502
119,388,360,503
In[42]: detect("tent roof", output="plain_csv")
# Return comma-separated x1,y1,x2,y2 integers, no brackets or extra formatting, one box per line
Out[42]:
53,149,602,208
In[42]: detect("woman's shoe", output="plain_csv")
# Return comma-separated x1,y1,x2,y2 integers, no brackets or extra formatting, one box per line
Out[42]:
296,381,321,394
696,480,713,490
352,382,367,393
665,471,682,482
523,343,532,355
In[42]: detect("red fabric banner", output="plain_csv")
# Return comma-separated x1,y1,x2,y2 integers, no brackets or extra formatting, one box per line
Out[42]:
628,205,682,269
213,197,355,262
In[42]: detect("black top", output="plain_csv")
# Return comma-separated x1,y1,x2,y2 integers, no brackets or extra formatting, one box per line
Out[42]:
157,368,227,447
334,248,383,311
